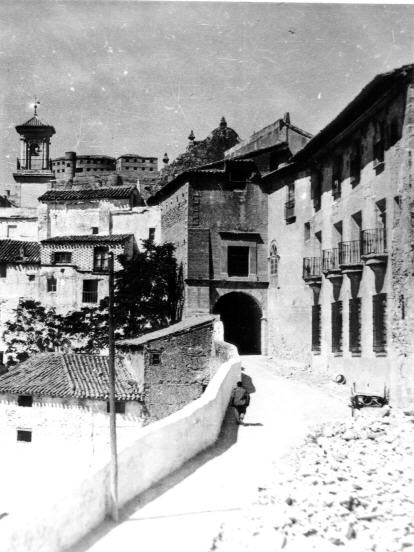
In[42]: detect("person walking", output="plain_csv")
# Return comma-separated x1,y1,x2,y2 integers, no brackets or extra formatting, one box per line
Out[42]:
231,381,250,424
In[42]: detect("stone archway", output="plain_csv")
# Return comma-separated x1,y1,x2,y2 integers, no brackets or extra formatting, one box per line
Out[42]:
213,292,262,354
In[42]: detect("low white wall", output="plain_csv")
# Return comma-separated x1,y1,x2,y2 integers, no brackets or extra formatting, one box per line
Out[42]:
0,356,241,552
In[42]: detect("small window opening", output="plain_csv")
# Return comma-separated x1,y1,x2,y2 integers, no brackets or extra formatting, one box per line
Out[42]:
18,395,33,407
17,429,32,442
106,401,126,414
47,276,57,293
150,352,161,365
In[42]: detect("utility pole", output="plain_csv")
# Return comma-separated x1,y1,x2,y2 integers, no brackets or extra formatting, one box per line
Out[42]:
108,251,118,521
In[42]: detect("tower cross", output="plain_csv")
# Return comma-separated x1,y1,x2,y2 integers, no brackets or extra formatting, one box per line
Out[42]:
34,97,40,116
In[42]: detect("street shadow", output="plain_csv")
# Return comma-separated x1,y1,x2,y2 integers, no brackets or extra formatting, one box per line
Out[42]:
67,403,242,552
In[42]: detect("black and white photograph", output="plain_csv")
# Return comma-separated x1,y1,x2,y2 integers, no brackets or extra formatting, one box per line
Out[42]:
0,1,414,551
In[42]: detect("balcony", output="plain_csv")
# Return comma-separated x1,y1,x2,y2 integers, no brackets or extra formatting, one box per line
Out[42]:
322,248,340,276
284,199,296,223
338,240,363,275
303,257,322,285
361,228,387,267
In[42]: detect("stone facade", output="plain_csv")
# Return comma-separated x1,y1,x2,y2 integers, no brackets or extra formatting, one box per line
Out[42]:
154,164,269,354
265,64,414,405
117,315,216,420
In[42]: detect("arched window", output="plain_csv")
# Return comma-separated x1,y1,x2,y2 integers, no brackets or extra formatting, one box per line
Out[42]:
269,243,279,277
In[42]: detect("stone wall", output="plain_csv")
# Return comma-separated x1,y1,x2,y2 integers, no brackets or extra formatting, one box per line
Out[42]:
160,181,189,274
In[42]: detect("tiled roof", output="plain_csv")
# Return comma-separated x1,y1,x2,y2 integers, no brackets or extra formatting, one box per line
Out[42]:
117,315,216,348
18,115,53,128
39,186,137,202
0,240,40,264
0,353,140,400
41,234,132,245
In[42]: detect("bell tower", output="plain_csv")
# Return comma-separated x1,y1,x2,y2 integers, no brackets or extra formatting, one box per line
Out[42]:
12,100,55,208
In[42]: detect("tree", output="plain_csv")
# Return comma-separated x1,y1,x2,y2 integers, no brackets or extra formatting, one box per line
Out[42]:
3,300,68,365
3,240,183,362
114,239,184,338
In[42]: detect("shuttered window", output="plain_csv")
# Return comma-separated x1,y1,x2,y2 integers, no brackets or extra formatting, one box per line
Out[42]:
312,304,321,353
349,298,361,355
373,293,387,354
332,301,343,354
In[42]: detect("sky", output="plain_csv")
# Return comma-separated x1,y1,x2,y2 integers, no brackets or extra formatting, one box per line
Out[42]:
1,1,414,187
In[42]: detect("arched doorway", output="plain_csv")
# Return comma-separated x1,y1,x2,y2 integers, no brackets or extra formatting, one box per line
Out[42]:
213,292,262,354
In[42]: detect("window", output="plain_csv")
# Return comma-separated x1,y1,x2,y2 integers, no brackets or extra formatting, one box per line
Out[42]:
312,304,321,353
331,301,343,354
373,122,385,172
0,264,7,278
388,118,400,147
91,227,99,235
269,243,278,277
285,183,295,222
311,171,322,211
228,246,249,277
18,395,33,407
47,276,57,292
82,280,98,303
148,227,156,241
93,247,109,272
350,141,361,186
106,401,126,414
349,298,361,355
28,274,35,282
332,156,342,199
7,225,17,238
373,293,387,354
304,222,311,242
53,252,72,264
150,352,161,365
17,429,32,442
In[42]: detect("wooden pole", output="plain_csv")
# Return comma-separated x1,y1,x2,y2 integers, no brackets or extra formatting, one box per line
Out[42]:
108,251,118,521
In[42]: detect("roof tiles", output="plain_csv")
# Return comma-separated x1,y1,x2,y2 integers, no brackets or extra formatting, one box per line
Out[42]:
41,234,132,245
39,186,137,202
0,353,140,400
0,240,40,264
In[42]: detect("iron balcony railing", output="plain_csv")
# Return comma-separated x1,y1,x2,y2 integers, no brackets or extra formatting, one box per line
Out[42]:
284,199,295,221
82,291,98,304
303,257,322,280
322,248,339,272
361,228,387,256
338,240,362,266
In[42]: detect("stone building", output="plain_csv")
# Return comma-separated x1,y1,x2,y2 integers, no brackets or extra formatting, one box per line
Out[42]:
264,63,414,404
39,233,135,312
116,314,216,420
151,116,311,355
52,153,116,180
116,154,158,177
37,184,159,244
